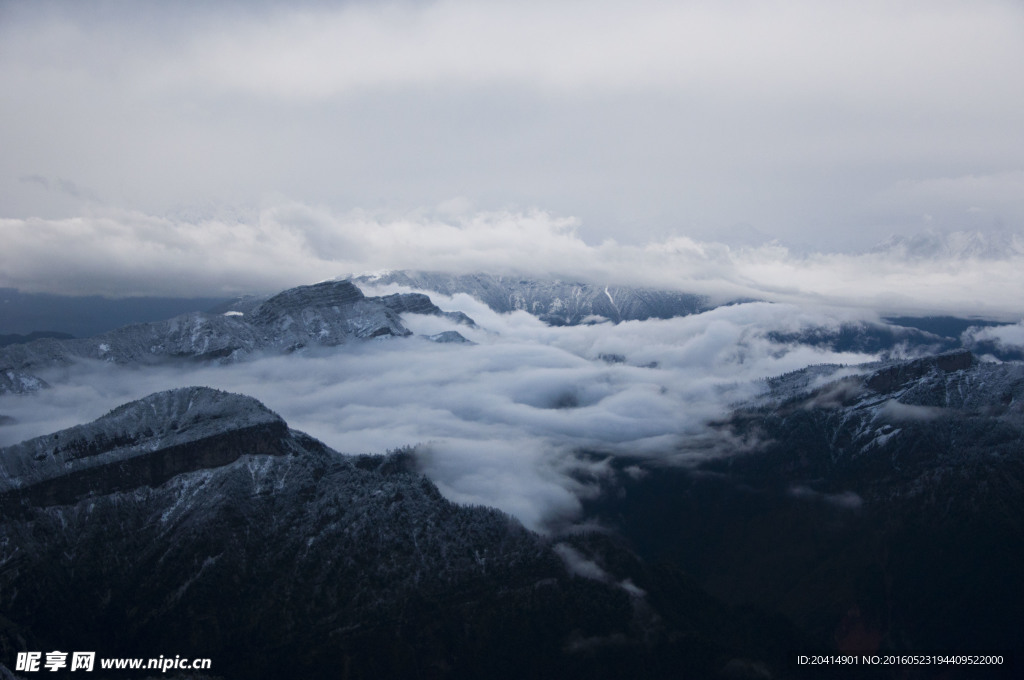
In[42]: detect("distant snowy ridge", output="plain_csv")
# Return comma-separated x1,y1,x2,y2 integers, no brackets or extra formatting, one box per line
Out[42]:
351,270,713,325
0,280,471,394
731,349,1024,481
870,229,1024,260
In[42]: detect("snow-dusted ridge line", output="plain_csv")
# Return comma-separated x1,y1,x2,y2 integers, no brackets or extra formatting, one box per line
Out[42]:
0,386,288,503
729,349,1024,478
350,270,712,326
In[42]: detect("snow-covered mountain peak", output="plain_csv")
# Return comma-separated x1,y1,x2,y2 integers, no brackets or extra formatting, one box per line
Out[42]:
0,280,471,394
250,280,366,326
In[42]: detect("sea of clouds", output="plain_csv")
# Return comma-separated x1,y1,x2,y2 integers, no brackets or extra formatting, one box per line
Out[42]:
0,294,880,530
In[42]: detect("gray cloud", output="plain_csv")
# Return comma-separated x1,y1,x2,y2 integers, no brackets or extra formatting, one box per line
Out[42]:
876,398,944,422
788,485,863,510
962,321,1024,354
19,174,98,201
553,543,611,582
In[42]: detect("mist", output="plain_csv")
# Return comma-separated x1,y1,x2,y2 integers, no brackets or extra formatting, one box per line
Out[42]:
0,299,877,530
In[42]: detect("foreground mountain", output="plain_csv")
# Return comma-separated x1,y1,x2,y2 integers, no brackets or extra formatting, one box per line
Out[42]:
586,350,1023,674
0,387,807,680
0,281,470,394
351,271,713,325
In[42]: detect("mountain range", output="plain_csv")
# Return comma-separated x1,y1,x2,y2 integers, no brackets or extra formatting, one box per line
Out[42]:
1,272,1021,678
3,272,1016,397
351,271,1016,360
350,270,714,325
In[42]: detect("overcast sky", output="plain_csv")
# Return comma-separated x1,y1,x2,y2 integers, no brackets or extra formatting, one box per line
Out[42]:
2,0,1023,312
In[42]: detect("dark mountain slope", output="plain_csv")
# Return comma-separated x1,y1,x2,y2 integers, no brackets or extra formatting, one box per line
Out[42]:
0,388,807,680
585,351,1023,676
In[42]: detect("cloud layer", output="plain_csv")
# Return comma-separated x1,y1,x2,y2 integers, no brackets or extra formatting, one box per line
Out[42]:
3,205,1024,319
0,299,878,530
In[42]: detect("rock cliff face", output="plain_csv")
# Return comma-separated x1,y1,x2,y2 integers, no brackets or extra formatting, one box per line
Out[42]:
0,281,469,394
247,280,414,348
0,387,288,508
0,388,800,680
352,271,712,325
861,347,975,393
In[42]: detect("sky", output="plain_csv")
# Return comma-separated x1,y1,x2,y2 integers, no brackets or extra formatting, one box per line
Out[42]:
1,0,1024,314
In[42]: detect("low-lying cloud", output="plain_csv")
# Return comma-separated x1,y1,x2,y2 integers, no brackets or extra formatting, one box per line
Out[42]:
0,299,877,530
877,398,944,422
962,321,1024,354
788,485,864,510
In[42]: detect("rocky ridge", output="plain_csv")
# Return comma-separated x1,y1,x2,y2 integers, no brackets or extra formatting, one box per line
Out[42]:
0,281,471,395
0,387,287,507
